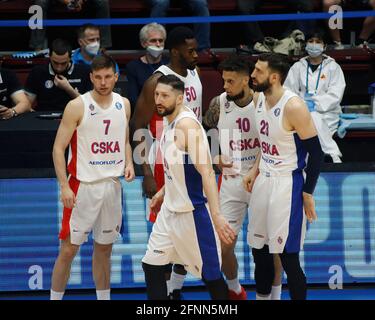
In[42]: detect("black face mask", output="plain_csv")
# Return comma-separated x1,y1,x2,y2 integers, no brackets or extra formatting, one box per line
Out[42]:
226,90,245,101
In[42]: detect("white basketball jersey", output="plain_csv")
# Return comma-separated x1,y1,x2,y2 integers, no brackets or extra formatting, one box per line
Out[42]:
217,92,259,175
255,89,307,174
67,91,127,182
155,65,203,122
160,108,209,212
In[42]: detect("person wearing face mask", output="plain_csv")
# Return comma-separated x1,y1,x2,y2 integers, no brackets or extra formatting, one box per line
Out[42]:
72,24,119,73
25,38,92,111
284,32,346,163
125,23,168,116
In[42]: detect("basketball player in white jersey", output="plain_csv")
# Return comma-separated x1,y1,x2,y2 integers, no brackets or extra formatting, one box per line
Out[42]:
50,55,135,300
243,53,324,300
142,74,235,300
203,55,257,300
131,26,202,298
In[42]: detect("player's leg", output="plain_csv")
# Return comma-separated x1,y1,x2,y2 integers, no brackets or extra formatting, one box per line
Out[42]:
50,236,80,300
248,174,272,299
202,275,229,300
142,204,177,300
91,177,122,300
279,251,306,300
168,264,187,299
220,176,248,299
142,262,169,300
51,178,95,300
171,205,229,300
268,173,307,300
271,254,283,300
92,242,113,300
193,205,229,300
252,245,274,300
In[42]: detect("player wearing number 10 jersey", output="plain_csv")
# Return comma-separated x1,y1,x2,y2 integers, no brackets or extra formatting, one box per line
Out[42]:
203,55,258,300
50,55,135,300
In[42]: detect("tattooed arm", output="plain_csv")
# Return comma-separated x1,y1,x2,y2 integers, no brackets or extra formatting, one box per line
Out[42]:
203,95,220,129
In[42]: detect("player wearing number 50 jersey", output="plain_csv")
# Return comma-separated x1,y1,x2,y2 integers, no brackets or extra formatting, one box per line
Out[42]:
50,55,135,301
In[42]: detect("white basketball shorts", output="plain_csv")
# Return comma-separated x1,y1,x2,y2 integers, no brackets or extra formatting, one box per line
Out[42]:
247,170,306,254
219,174,251,235
59,176,123,245
142,203,222,281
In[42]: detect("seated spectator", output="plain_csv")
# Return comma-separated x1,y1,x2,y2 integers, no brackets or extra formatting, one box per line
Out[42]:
323,0,375,49
284,31,345,163
146,0,212,53
237,0,315,53
125,22,168,115
72,24,119,73
25,38,92,111
0,67,31,120
29,0,112,51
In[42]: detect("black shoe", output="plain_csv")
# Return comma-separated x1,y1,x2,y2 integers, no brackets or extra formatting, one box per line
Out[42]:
169,289,183,300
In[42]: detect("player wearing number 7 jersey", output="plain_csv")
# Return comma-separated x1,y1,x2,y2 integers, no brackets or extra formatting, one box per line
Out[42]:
50,55,135,300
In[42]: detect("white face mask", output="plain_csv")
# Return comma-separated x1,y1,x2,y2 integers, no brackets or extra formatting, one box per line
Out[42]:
85,41,100,56
305,43,324,58
146,45,164,59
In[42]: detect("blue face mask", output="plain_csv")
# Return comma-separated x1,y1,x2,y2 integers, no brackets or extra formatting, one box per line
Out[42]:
305,43,324,58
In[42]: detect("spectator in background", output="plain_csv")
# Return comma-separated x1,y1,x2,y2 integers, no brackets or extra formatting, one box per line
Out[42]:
323,0,375,49
237,0,315,53
125,23,168,115
0,66,31,120
30,0,112,51
25,38,92,111
147,0,213,54
284,31,345,163
72,24,119,73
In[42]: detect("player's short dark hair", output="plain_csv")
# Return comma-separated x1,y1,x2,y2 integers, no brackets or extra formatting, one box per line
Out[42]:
49,38,72,57
91,54,116,73
77,23,100,39
165,26,195,50
306,30,327,44
258,53,291,85
218,54,254,75
157,74,185,93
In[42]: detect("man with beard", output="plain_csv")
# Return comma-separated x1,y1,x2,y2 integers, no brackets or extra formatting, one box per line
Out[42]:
25,38,92,111
50,54,134,300
142,74,235,300
203,55,258,300
131,26,202,299
243,53,324,300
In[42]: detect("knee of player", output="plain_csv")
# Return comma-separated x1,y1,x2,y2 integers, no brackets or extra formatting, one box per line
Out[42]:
93,242,113,258
59,244,79,262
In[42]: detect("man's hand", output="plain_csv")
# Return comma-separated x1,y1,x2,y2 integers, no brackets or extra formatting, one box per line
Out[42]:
242,167,259,192
303,192,317,223
124,165,135,182
212,215,236,246
54,75,73,92
214,154,233,172
0,106,13,120
149,188,164,215
60,184,76,209
142,174,157,199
